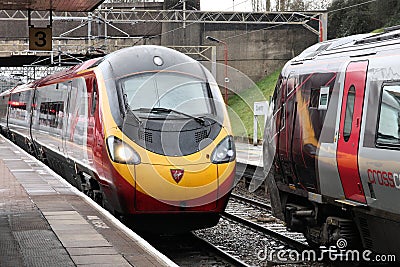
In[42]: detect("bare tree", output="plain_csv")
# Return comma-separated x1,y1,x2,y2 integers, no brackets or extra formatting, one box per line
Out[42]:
274,0,331,11
307,0,331,10
252,0,262,11
265,0,271,11
276,0,287,11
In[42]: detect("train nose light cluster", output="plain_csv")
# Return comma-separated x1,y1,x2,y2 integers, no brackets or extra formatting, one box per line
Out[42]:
211,136,236,164
106,136,141,165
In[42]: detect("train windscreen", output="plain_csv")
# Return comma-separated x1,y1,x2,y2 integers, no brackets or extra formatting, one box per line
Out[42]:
120,72,215,118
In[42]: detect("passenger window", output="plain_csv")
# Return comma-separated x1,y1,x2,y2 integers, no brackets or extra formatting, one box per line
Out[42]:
280,103,286,131
8,90,32,127
318,86,329,110
91,80,97,115
343,85,356,142
377,85,400,146
310,86,330,110
35,83,68,131
39,101,64,128
310,88,320,108
286,74,296,97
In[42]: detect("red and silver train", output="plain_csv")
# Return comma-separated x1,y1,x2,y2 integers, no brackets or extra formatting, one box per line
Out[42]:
264,29,400,257
0,45,236,231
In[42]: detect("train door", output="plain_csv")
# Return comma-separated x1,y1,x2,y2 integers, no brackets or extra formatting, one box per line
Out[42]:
336,61,368,203
89,78,103,174
63,78,89,164
278,72,297,185
62,81,72,154
86,78,96,166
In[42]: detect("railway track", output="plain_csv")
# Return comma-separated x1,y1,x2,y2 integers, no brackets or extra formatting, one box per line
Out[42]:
230,192,272,211
140,232,250,267
224,194,308,251
193,192,312,266
143,171,309,266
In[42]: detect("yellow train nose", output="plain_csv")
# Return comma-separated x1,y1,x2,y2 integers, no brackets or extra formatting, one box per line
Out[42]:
133,163,219,204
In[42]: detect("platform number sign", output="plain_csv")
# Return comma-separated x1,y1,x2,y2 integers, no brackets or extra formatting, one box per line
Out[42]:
29,27,52,51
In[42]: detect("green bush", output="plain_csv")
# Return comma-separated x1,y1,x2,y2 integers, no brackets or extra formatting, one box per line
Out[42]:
228,68,281,140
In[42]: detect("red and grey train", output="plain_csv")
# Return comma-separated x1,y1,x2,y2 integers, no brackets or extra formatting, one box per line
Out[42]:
264,29,400,257
0,45,236,231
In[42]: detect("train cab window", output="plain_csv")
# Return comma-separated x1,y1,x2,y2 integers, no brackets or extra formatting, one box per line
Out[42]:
121,72,212,116
343,85,356,142
377,85,400,146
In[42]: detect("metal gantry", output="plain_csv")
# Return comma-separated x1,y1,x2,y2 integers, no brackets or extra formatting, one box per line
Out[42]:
0,7,326,79
0,66,68,82
0,8,325,53
0,9,323,25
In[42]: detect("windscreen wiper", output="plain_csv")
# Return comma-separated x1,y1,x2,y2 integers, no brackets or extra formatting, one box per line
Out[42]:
123,95,141,124
132,107,205,126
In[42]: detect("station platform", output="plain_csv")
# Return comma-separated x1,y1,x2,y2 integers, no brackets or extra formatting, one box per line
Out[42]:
235,142,263,168
235,142,265,191
0,134,177,267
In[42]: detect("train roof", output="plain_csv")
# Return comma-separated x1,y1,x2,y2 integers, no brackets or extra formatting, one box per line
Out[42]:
34,58,103,86
292,26,400,63
5,45,210,94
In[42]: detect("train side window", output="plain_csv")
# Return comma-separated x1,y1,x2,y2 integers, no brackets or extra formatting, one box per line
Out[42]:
310,86,329,110
318,86,329,110
35,83,66,130
286,74,297,97
376,84,400,146
280,103,286,131
91,80,97,115
343,85,356,142
8,91,32,127
310,88,319,108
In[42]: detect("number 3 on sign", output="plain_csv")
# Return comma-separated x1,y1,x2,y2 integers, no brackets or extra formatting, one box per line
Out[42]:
29,27,52,51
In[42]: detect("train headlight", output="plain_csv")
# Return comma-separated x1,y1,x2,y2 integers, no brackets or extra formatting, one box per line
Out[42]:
211,136,236,164
106,136,141,165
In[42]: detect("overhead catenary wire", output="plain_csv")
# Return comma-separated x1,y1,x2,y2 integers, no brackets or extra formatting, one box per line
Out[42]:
327,0,377,13
135,0,252,44
148,0,379,45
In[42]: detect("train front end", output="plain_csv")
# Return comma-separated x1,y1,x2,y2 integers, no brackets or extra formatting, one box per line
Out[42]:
97,46,235,231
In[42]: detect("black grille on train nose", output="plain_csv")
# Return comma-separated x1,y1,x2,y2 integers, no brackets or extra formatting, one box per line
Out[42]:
195,130,208,143
139,130,153,143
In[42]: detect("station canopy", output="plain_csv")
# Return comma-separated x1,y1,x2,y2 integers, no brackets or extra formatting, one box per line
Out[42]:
0,0,104,11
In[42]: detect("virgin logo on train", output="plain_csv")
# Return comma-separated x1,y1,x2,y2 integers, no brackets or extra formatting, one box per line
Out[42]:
171,169,184,183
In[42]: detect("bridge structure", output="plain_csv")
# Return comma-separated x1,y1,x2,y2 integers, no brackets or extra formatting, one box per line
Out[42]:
0,8,325,54
0,1,326,89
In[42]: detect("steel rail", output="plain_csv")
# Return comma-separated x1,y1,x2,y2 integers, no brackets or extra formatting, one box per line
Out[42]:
230,192,272,211
191,233,253,267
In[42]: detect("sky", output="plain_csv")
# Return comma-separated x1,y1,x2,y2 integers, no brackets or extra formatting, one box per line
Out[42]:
201,0,253,11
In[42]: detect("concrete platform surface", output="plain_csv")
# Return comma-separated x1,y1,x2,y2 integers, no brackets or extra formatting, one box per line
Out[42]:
235,142,263,167
0,135,177,267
